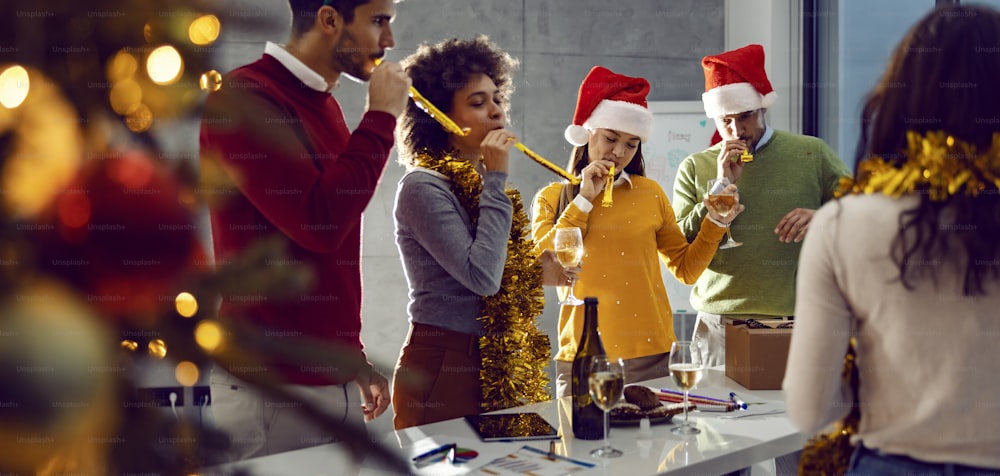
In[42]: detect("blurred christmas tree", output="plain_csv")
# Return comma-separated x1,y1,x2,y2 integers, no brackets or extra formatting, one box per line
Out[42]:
0,1,406,474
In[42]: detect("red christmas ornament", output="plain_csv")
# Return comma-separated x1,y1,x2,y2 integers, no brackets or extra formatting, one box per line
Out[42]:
34,151,202,322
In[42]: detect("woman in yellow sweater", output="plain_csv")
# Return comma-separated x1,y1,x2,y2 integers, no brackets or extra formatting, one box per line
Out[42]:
532,66,742,396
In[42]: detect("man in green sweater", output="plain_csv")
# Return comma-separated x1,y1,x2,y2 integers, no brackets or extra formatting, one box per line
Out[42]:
672,44,850,366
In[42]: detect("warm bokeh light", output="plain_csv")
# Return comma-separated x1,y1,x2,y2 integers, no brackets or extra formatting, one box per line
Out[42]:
109,78,142,115
199,70,222,92
189,15,221,46
106,51,138,82
0,67,84,220
125,103,153,132
195,320,223,352
175,292,198,318
146,45,183,85
148,338,168,359
0,65,30,109
175,361,200,387
121,339,139,352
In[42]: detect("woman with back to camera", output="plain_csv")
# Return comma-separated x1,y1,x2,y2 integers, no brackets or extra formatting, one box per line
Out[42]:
784,4,1000,474
531,66,742,396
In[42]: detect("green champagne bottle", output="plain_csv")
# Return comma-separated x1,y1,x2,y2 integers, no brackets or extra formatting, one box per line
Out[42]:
571,296,606,440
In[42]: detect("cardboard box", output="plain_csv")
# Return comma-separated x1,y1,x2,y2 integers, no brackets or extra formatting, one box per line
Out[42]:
725,319,792,390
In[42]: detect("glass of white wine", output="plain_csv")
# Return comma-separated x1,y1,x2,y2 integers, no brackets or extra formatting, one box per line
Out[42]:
588,355,624,458
669,340,706,435
707,177,742,249
554,227,584,306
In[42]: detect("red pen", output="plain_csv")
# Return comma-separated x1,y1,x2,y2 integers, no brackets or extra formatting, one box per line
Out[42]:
656,390,739,411
657,388,733,405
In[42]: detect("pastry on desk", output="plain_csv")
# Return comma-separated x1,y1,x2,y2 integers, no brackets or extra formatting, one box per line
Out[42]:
609,385,693,426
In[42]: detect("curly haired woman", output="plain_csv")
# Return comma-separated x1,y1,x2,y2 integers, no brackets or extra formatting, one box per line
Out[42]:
390,36,567,429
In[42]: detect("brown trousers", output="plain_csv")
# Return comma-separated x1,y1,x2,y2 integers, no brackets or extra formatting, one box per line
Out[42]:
392,323,482,430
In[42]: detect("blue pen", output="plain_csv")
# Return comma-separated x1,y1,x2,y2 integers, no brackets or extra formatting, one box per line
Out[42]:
412,443,456,462
729,391,748,410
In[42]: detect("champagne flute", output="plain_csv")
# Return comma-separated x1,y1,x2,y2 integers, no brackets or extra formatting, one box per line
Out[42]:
669,340,706,435
554,227,584,306
588,355,624,458
707,177,742,249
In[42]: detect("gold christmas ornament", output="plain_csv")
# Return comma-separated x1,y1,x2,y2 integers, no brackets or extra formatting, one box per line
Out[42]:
199,70,223,92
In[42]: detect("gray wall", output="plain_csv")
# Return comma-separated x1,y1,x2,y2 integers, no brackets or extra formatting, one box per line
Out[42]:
364,0,723,376
185,0,723,434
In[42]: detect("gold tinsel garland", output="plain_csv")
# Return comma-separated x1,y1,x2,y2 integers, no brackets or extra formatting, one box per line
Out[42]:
836,131,1000,200
474,413,553,439
797,340,859,476
414,153,551,412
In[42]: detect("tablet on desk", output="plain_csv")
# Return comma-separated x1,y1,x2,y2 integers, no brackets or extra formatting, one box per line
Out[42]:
464,413,559,442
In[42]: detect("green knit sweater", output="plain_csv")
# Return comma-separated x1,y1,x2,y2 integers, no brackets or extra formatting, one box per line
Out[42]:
672,130,850,316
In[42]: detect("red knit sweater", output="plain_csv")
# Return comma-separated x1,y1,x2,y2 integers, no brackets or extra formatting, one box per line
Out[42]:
200,54,395,385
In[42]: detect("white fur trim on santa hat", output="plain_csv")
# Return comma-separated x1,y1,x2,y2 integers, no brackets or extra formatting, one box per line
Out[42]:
564,125,590,147
577,99,653,144
702,82,777,118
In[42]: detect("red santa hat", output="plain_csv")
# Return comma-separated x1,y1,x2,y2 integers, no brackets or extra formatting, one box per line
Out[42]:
564,66,653,147
701,44,777,118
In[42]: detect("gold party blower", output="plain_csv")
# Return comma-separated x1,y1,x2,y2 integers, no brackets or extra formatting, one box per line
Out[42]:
376,59,581,185
602,164,614,207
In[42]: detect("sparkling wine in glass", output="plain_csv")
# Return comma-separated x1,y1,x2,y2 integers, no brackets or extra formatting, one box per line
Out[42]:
588,355,624,458
554,227,584,306
707,177,742,249
669,340,706,435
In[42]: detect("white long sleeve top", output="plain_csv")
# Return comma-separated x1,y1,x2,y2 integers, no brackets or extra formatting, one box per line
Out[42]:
784,193,1000,469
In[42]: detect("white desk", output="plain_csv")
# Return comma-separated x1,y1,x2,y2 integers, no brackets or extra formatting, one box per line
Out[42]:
200,369,806,475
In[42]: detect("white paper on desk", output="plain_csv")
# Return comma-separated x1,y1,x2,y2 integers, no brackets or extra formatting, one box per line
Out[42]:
469,445,594,475
403,436,516,476
674,388,786,418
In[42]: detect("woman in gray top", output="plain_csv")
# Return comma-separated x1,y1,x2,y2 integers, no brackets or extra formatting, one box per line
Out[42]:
390,36,568,429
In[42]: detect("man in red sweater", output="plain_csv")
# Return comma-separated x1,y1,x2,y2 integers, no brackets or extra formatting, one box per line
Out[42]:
199,0,410,461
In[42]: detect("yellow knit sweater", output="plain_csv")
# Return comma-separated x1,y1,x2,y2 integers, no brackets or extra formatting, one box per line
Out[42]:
532,174,725,361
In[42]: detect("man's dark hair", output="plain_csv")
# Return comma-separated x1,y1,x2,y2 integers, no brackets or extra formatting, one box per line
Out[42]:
288,0,369,37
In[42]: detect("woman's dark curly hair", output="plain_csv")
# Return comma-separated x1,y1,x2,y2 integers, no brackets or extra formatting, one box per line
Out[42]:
397,36,519,167
854,4,1000,295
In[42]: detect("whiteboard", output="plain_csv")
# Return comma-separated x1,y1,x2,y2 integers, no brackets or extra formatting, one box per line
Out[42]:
644,101,715,313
